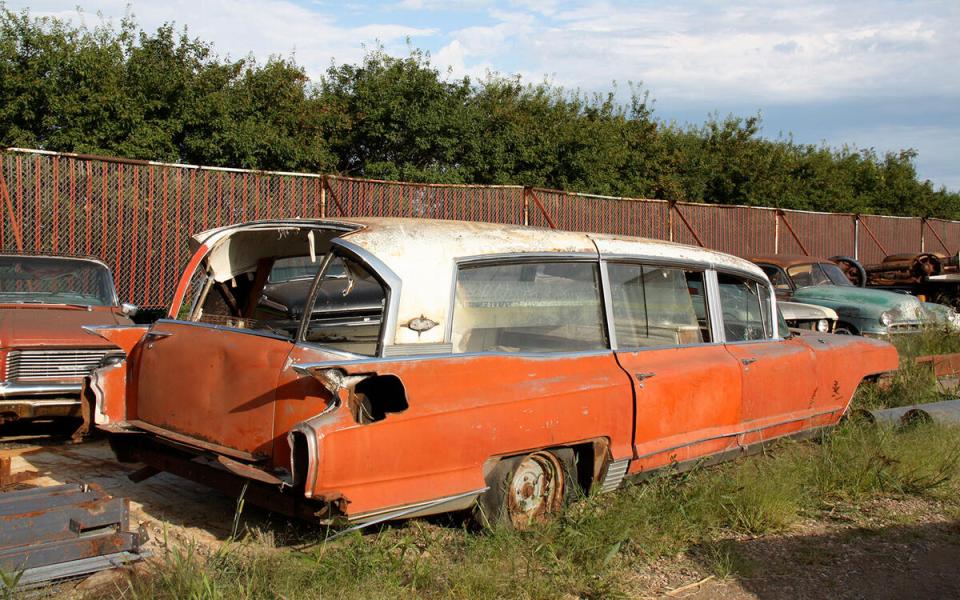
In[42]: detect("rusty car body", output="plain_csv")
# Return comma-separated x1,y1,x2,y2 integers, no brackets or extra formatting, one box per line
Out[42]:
84,219,898,527
0,254,135,424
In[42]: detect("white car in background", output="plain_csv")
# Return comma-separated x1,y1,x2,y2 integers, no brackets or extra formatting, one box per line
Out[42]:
779,301,838,334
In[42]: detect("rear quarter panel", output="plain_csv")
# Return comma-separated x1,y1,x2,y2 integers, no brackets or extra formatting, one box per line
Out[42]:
301,352,633,518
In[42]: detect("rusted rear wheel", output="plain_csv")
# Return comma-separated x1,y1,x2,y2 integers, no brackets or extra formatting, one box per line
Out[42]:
475,449,575,529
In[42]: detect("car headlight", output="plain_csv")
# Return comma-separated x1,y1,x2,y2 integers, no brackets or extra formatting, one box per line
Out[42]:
816,319,831,332
880,311,894,326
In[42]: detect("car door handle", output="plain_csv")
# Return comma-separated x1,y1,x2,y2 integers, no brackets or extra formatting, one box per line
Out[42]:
635,372,656,381
741,357,757,366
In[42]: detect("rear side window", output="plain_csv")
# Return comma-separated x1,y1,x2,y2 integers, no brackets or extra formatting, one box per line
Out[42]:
451,261,607,354
608,264,711,348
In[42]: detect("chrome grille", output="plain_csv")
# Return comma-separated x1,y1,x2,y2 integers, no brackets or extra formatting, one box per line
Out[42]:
4,349,110,382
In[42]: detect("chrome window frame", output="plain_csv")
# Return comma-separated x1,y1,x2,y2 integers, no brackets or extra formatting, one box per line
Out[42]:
447,253,611,355
713,268,781,344
602,259,720,352
294,238,401,358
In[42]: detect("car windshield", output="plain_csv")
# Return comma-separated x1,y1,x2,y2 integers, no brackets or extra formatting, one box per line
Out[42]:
0,256,115,306
786,262,853,289
820,263,854,287
267,256,346,283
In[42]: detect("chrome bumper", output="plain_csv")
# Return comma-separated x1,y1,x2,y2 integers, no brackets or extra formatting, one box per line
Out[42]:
0,381,83,399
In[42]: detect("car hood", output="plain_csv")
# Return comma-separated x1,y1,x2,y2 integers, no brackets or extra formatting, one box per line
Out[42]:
779,301,838,321
791,286,924,322
0,306,129,348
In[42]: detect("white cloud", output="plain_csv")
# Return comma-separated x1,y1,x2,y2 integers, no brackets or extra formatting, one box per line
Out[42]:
434,0,960,103
12,0,435,79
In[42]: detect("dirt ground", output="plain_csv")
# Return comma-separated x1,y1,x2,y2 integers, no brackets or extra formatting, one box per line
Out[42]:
2,424,959,599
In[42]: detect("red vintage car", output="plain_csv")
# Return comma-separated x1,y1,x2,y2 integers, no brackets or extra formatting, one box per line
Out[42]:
85,219,898,528
0,254,136,425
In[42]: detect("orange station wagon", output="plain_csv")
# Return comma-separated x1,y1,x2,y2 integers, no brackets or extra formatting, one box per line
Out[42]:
84,218,898,528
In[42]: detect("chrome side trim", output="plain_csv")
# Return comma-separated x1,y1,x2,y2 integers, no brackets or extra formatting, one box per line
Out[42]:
345,487,488,525
0,382,82,398
599,458,630,493
0,399,79,407
292,348,615,371
635,408,840,460
382,343,453,357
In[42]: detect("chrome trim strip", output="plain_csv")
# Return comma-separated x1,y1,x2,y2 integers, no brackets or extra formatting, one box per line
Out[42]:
635,408,840,460
455,252,598,266
292,348,615,371
0,382,82,397
599,253,764,282
0,399,80,407
152,318,293,342
330,238,403,354
598,260,618,351
344,487,488,526
599,458,630,493
705,270,726,343
383,343,453,357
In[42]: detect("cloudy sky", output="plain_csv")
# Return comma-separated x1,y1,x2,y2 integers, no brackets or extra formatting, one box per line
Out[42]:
11,0,960,191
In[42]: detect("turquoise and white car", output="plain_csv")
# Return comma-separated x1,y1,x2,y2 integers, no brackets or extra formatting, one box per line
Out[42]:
750,255,957,337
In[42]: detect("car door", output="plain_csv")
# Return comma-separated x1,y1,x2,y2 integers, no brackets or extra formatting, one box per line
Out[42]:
716,272,819,445
133,246,300,461
604,262,745,473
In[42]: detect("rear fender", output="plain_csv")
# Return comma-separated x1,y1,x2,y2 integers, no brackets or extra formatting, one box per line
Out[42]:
287,365,408,502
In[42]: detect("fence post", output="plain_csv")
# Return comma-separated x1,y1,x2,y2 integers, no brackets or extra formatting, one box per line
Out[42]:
523,188,529,226
921,218,926,253
774,210,780,254
668,202,674,242
320,175,327,219
854,216,859,260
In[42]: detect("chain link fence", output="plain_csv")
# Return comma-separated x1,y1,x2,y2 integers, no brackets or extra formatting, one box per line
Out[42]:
1,148,954,308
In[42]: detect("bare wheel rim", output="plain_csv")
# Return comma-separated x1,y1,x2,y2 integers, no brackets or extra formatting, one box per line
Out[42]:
506,452,564,528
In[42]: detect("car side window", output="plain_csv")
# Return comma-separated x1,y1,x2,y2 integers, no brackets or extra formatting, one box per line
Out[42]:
717,273,770,342
608,264,711,348
300,256,386,356
760,265,791,291
451,261,607,354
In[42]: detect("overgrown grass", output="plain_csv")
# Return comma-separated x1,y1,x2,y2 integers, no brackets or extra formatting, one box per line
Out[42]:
112,422,960,600
854,327,960,410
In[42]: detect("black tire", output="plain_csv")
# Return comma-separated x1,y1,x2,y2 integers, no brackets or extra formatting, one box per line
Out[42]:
474,448,578,529
830,256,867,287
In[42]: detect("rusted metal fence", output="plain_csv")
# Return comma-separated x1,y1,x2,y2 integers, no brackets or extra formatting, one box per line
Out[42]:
1,148,955,308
